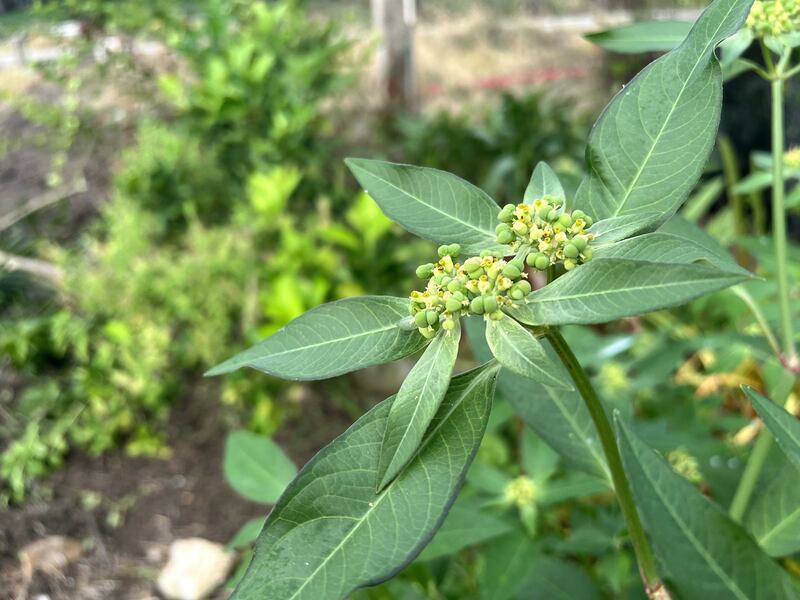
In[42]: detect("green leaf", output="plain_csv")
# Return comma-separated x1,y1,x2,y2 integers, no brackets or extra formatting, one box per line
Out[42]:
485,317,572,390
616,416,797,599
228,518,266,550
417,501,513,561
233,364,499,600
378,322,461,490
518,556,601,600
464,318,609,481
345,158,503,255
658,214,742,269
480,531,539,600
746,461,800,557
524,162,565,204
509,258,749,326
206,296,427,380
574,0,753,223
744,386,800,470
224,431,297,504
522,431,559,486
538,473,610,506
585,20,692,54
589,212,663,244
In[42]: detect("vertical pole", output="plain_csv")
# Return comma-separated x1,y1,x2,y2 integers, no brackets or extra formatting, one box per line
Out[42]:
371,0,416,111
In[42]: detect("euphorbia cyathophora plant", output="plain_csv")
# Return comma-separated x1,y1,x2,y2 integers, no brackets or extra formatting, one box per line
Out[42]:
208,1,798,598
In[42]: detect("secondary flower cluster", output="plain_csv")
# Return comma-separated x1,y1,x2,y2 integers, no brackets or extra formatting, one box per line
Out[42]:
495,197,594,272
747,0,800,37
409,244,531,338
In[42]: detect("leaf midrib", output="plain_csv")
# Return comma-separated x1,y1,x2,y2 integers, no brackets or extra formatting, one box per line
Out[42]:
352,162,497,240
758,504,800,549
492,321,563,388
611,2,737,216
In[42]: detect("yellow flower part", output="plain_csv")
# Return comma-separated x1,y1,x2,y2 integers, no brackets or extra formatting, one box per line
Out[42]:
667,449,703,484
504,475,537,508
748,0,800,37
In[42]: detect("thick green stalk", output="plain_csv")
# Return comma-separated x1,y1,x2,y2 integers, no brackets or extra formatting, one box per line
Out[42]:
770,77,796,362
546,329,663,596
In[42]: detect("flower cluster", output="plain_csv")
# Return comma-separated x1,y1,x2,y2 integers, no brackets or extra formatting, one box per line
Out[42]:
747,0,800,37
786,146,800,168
495,197,594,272
409,244,531,338
504,475,537,509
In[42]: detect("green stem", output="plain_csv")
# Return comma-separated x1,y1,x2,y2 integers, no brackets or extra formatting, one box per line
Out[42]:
546,329,662,595
729,377,794,522
770,77,796,362
719,135,746,236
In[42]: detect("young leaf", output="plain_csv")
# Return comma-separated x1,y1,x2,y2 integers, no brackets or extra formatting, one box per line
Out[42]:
585,20,692,54
417,501,513,561
658,214,743,269
224,431,297,504
744,386,800,470
573,0,754,224
480,531,539,600
518,556,601,600
524,162,565,204
232,364,499,600
746,461,800,557
589,212,663,244
377,322,461,490
509,258,749,326
206,296,427,380
593,232,749,275
228,517,266,550
465,318,609,481
485,317,572,390
616,416,797,599
345,158,503,255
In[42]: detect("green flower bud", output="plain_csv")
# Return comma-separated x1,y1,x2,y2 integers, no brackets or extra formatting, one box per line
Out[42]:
572,235,588,251
558,213,573,227
448,243,461,258
415,263,434,279
498,229,515,244
498,205,515,222
512,221,528,235
489,309,505,321
509,286,525,300
463,257,482,271
470,296,485,314
564,258,577,271
483,295,498,313
445,298,462,313
502,264,522,280
414,311,429,328
572,209,585,220
467,267,484,279
496,223,511,235
537,206,551,220
563,244,579,259
438,245,450,258
453,291,466,302
441,275,452,287
442,318,456,331
419,327,436,339
534,254,550,271
583,215,593,227
426,310,440,326
547,210,561,223
516,280,532,296
446,280,462,293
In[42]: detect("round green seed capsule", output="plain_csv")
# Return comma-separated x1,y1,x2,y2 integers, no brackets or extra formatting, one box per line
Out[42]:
426,310,439,326
448,243,461,258
442,318,456,331
446,280,461,293
510,258,525,271
573,210,585,220
489,310,505,321
464,257,482,271
483,295,498,313
509,287,525,300
564,244,579,259
582,247,593,261
558,213,573,227
419,327,436,339
564,258,577,271
453,291,466,302
534,254,550,271
445,298,462,313
414,311,429,328
517,280,532,295
583,215,593,227
502,264,522,280
438,245,450,258
547,210,561,223
572,235,587,251
512,221,528,235
498,229,515,244
415,263,434,279
496,223,511,235
470,296,485,314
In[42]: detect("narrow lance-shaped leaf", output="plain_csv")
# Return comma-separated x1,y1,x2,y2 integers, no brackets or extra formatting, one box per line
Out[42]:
224,431,297,504
345,158,505,255
509,258,750,326
417,501,513,562
206,296,427,380
378,321,461,490
480,531,539,600
746,461,800,557
232,364,499,600
585,20,692,54
615,415,797,599
744,385,800,470
524,161,565,204
485,316,572,390
588,212,664,244
573,0,754,226
465,317,609,480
